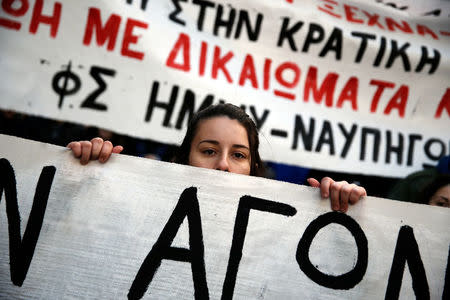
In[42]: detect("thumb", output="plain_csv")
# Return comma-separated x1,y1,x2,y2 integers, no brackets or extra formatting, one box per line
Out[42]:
307,178,320,188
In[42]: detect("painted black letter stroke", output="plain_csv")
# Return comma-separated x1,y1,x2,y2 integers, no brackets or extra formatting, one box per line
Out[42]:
0,158,56,286
128,186,208,300
385,225,430,299
296,211,368,290
221,195,297,300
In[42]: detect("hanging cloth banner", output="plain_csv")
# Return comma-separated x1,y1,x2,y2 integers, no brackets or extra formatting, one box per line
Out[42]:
0,0,449,177
0,134,449,299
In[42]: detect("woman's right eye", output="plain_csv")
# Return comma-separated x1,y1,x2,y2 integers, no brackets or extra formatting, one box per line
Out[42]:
202,149,215,156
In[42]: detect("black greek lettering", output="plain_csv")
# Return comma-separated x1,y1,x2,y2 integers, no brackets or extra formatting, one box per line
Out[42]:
292,114,315,151
319,27,342,60
277,18,303,51
360,127,381,162
249,106,269,130
423,9,441,17
385,226,430,299
296,212,368,289
373,36,387,67
80,66,116,111
315,120,335,155
302,23,325,53
144,81,177,128
221,195,296,299
423,138,446,165
169,0,187,26
128,187,208,300
125,0,149,11
234,10,263,41
175,90,214,129
0,159,56,286
351,31,376,63
213,4,236,38
385,40,411,71
385,131,404,165
338,123,357,158
424,138,446,160
52,61,81,109
383,3,408,10
415,46,440,74
193,0,214,31
406,134,422,166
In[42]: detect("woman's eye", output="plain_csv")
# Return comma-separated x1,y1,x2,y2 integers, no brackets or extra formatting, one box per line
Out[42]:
233,152,246,159
202,149,215,156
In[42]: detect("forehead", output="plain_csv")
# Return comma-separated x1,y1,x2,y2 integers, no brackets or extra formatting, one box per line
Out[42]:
434,184,450,197
194,116,249,146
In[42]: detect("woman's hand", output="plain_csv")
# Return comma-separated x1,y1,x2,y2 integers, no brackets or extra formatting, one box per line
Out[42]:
67,137,123,165
307,177,366,212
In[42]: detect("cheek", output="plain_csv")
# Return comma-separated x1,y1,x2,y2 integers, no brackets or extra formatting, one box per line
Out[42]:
232,161,251,176
242,166,251,176
243,157,252,175
188,151,210,169
245,163,251,175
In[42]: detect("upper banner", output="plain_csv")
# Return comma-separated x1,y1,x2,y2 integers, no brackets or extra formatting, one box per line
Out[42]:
0,134,449,299
0,0,449,177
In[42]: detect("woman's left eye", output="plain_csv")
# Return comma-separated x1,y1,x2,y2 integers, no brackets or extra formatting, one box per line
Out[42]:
233,152,246,159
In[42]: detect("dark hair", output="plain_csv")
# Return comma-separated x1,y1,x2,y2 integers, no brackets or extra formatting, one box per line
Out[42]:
173,103,265,177
418,174,450,205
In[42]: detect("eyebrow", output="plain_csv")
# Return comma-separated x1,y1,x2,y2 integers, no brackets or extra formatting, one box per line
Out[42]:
198,140,250,150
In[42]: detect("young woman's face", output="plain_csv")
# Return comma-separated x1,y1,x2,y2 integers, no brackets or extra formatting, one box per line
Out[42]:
188,116,251,175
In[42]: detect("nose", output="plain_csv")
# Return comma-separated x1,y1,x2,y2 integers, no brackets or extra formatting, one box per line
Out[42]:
215,154,229,172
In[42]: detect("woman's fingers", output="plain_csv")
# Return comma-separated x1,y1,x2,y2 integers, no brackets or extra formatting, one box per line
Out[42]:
314,178,366,212
67,141,82,158
99,143,123,163
90,137,104,160
339,183,357,212
306,178,320,188
79,141,93,165
330,180,347,211
67,138,123,164
349,186,367,204
99,140,113,163
320,177,334,198
112,145,124,154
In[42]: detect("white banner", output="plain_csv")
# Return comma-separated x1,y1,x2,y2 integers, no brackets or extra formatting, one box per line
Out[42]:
0,0,449,177
0,134,449,299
